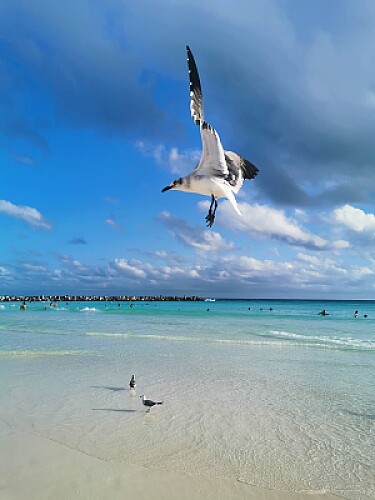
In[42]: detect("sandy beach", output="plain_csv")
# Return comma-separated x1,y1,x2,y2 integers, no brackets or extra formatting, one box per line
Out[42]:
1,423,340,500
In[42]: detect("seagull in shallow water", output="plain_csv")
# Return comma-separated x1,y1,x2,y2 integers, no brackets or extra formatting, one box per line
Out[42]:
162,46,259,227
140,394,164,411
129,374,136,389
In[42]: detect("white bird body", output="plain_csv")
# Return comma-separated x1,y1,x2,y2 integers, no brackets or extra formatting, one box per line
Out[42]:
140,394,163,409
176,174,241,214
162,46,259,227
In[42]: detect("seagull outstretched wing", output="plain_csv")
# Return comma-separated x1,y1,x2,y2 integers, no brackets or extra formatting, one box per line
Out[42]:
186,46,228,177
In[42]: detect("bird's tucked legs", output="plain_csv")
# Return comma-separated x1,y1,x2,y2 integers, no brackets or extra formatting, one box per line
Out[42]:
205,196,218,227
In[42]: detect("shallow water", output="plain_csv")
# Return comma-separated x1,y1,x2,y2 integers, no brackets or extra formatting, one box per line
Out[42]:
0,300,374,498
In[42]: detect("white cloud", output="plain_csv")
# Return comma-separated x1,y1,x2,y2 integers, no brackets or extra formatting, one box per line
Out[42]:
211,201,328,250
334,205,375,232
351,266,374,279
233,255,291,274
51,270,62,280
294,208,308,221
268,246,280,256
158,265,200,279
0,199,51,228
114,259,146,278
178,230,234,252
4,244,375,298
296,253,341,270
22,263,48,273
136,141,200,175
149,250,185,265
105,217,123,232
0,266,10,276
332,239,350,249
160,211,234,252
167,147,201,175
58,254,83,268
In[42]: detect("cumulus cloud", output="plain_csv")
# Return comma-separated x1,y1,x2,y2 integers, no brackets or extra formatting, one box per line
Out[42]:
2,242,375,298
113,257,202,284
332,239,350,249
160,211,235,252
114,259,147,279
57,254,83,268
334,204,375,233
207,200,328,250
0,199,51,228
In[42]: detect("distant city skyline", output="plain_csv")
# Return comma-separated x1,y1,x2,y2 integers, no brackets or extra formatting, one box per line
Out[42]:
2,0,375,299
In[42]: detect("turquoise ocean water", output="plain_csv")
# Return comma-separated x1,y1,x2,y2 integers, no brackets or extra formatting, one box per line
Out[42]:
0,299,374,498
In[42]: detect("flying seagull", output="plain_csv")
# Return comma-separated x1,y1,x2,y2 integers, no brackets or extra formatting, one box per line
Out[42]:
140,394,164,410
162,46,259,227
129,374,136,389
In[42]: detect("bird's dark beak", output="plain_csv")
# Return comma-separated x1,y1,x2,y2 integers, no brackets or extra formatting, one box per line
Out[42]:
161,185,172,193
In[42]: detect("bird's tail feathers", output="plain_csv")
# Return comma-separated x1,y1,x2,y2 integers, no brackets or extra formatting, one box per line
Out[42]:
156,401,164,405
225,189,242,216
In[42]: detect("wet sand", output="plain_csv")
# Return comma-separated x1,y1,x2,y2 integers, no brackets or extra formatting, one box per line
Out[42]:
1,423,340,500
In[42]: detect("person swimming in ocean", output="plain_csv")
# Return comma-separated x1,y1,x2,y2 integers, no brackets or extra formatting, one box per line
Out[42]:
318,309,329,316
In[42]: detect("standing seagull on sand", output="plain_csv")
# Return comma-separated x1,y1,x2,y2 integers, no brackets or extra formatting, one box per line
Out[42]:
162,46,259,227
140,395,164,411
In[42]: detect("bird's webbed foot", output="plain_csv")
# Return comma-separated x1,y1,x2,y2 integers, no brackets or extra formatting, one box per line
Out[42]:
205,198,218,228
205,212,215,227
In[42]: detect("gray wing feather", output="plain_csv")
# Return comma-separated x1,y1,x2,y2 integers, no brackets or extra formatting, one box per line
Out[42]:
224,151,259,194
195,122,228,176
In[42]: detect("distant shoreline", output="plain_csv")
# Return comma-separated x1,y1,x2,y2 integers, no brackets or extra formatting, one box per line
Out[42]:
0,295,203,302
2,296,375,303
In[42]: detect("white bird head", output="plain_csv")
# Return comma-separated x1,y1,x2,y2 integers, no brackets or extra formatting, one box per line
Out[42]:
161,177,184,192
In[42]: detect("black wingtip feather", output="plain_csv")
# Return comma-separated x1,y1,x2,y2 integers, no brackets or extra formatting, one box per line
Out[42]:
241,158,259,180
186,46,202,93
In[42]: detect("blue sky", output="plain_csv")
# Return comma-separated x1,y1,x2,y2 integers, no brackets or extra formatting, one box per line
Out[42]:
2,0,375,298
